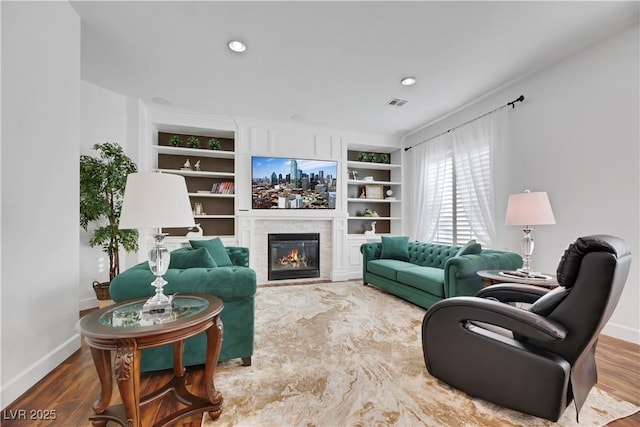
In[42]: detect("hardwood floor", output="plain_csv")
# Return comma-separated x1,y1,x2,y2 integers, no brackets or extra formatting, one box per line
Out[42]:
2,321,638,426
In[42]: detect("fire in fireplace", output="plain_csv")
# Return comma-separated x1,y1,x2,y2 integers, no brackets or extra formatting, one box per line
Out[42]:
268,233,320,280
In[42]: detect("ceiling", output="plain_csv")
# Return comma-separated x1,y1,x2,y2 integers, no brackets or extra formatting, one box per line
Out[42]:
71,1,639,136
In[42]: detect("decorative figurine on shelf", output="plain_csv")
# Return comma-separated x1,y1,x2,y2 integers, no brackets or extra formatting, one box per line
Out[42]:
186,223,203,238
359,189,366,198
363,208,379,217
194,160,201,172
364,221,377,236
181,159,192,170
193,202,204,216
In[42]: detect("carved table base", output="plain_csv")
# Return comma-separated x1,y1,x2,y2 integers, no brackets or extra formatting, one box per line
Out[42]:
79,295,224,427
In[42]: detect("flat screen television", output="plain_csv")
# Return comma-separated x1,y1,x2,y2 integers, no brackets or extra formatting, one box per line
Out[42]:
252,156,338,209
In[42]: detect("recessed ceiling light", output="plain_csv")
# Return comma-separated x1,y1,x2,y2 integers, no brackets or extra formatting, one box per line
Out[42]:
290,114,305,122
401,76,416,86
228,40,247,53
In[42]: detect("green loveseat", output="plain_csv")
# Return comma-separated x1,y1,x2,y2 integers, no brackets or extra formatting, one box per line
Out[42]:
361,237,522,309
110,244,256,372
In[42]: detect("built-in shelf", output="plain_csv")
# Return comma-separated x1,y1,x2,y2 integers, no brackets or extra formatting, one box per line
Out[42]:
347,179,401,186
347,198,401,203
346,149,402,236
188,193,235,198
154,145,236,159
156,131,236,237
346,160,401,171
158,169,235,179
347,216,402,220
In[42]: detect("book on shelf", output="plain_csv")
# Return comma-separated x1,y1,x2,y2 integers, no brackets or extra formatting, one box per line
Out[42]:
211,181,235,194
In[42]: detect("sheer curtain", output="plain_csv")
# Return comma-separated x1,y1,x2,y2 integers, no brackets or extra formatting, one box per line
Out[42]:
409,108,507,247
410,134,451,242
451,108,507,247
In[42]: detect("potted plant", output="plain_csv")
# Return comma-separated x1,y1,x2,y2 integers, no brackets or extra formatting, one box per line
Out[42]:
186,136,201,148
80,142,139,301
168,135,182,147
367,152,378,162
208,138,222,150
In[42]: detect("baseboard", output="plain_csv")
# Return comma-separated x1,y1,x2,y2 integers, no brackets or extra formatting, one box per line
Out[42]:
602,322,640,345
331,271,351,282
79,296,99,311
0,333,80,408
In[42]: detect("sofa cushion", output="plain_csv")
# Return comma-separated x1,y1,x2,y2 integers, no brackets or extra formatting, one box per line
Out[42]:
396,266,446,298
169,247,217,269
190,237,233,267
367,259,416,281
456,239,482,257
380,236,410,261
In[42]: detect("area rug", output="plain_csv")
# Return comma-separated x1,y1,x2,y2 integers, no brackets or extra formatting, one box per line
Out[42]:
202,281,639,426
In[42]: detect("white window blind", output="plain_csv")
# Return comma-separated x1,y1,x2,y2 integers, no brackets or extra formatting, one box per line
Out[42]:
431,144,491,246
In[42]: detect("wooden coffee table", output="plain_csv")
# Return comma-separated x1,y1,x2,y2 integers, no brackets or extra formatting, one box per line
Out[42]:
77,294,224,427
477,269,558,288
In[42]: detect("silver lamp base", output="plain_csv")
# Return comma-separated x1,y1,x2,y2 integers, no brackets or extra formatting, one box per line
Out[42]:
518,227,535,273
143,232,173,313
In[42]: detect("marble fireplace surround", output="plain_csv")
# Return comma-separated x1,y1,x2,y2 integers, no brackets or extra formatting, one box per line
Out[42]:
237,211,349,284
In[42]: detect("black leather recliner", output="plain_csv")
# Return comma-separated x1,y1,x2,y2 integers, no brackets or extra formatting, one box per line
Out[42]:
421,235,632,421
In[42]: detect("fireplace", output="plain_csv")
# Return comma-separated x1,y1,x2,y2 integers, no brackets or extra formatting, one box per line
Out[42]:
268,233,320,280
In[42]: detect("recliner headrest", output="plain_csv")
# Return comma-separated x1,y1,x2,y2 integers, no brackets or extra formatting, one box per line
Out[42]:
556,235,628,288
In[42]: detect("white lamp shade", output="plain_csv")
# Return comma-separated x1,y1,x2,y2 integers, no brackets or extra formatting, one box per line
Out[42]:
119,172,195,229
505,191,556,226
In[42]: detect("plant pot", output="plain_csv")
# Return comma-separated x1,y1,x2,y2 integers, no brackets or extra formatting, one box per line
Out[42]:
93,281,114,308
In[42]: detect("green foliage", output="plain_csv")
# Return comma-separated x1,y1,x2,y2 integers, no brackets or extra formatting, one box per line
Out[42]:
186,136,201,148
357,152,368,162
208,138,222,150
80,142,139,281
168,135,182,147
379,153,390,164
367,152,377,162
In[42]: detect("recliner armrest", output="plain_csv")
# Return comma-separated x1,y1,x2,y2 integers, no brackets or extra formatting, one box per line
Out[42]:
476,283,550,304
425,297,567,342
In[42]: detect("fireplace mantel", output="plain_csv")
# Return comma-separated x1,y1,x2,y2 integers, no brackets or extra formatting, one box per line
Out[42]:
237,211,349,284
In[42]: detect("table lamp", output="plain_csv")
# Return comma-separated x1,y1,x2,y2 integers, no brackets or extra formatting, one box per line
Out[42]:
505,190,556,273
119,172,195,312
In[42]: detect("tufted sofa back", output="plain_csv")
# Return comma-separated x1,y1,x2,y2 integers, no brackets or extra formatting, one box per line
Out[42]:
408,242,459,268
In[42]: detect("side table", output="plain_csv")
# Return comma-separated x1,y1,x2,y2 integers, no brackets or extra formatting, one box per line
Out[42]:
477,269,558,288
77,294,224,427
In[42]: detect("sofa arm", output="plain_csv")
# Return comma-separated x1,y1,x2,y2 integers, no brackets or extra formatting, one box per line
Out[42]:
226,246,250,267
360,243,382,278
443,251,523,298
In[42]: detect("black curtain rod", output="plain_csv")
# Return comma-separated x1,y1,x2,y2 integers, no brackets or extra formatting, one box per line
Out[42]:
404,95,525,152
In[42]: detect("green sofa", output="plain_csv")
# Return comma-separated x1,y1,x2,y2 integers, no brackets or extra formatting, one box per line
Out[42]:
361,237,522,309
110,244,256,372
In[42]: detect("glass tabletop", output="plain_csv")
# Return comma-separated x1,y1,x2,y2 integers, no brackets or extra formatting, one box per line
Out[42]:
98,296,209,328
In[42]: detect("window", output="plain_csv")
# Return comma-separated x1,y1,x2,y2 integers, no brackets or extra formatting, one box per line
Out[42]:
411,110,503,248
431,148,485,246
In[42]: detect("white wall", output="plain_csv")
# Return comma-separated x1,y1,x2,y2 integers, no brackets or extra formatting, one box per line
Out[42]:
1,1,81,406
404,24,640,343
79,81,139,309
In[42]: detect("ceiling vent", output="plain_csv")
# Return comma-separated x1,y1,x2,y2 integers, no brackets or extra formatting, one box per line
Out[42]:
386,98,408,107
